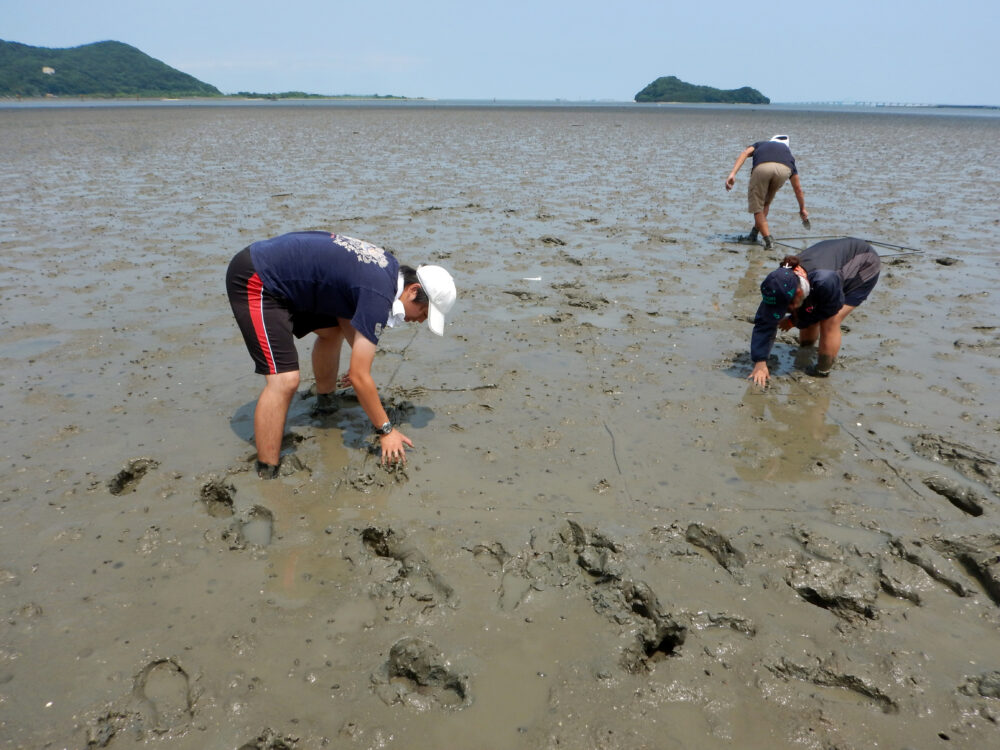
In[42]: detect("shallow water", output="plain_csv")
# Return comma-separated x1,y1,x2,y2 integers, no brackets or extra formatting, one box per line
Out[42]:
1,102,999,749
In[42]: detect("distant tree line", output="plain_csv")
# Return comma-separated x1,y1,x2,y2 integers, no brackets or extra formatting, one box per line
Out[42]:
0,39,221,97
635,76,769,104
234,92,409,100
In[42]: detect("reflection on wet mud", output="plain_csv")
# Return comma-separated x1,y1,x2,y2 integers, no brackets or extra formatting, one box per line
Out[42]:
733,385,840,482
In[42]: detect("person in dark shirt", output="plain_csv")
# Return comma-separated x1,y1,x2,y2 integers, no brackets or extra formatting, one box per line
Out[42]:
226,231,456,476
725,134,809,249
748,237,880,385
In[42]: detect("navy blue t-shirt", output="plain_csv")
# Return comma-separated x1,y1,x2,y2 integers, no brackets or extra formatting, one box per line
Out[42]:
750,237,877,361
751,141,797,176
249,231,399,344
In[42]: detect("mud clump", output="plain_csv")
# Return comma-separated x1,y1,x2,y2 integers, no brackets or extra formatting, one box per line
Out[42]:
237,727,300,749
685,523,746,575
107,457,159,495
373,636,471,709
960,670,1000,699
786,558,880,620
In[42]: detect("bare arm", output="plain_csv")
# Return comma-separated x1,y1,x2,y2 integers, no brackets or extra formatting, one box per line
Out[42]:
725,146,755,190
346,329,413,464
789,173,808,219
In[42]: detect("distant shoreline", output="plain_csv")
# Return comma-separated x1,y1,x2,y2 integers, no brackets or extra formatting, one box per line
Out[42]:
1,96,997,113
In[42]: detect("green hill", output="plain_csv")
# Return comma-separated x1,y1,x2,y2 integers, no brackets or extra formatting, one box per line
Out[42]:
0,39,222,98
635,76,769,104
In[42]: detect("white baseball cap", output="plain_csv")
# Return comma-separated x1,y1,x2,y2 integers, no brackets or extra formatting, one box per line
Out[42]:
770,134,790,146
416,265,456,336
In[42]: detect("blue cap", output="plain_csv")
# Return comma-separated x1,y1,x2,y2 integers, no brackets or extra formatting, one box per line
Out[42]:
759,266,798,319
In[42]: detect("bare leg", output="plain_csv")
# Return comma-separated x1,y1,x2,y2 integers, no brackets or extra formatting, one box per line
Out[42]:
754,208,770,238
255,370,300,466
818,305,856,359
799,323,819,348
312,327,344,394
812,305,856,375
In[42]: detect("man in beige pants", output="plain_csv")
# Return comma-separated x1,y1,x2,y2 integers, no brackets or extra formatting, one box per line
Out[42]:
725,134,809,250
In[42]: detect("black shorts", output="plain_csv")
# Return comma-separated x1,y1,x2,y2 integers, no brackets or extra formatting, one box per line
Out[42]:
842,250,881,307
226,248,338,375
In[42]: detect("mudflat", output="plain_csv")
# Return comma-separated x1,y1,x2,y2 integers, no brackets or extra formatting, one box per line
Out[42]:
1,102,999,749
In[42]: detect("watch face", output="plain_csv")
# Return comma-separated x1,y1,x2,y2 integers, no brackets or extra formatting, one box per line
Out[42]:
379,422,392,434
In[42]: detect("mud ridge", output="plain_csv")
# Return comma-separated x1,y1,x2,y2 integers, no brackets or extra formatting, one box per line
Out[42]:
929,536,1000,606
909,433,1000,495
922,474,987,516
768,657,899,713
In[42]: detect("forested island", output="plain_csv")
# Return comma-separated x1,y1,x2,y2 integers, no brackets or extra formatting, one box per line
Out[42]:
0,39,408,100
635,76,769,104
0,40,222,98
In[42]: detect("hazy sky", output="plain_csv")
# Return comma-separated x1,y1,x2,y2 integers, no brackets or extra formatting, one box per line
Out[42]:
4,0,998,104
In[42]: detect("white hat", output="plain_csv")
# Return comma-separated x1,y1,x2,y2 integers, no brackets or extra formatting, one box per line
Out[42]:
416,265,456,336
770,134,790,146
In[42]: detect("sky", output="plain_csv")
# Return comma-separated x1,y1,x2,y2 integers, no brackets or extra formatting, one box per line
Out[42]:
3,0,998,105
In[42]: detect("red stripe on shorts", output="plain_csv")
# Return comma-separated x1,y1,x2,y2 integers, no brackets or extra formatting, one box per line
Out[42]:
247,273,276,374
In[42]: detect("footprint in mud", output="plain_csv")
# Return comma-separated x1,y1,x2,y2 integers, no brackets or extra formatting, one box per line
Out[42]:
131,657,194,733
240,505,275,546
200,478,236,517
361,526,456,606
223,505,275,550
530,521,688,672
198,480,274,550
107,457,160,495
372,636,472,710
615,580,687,673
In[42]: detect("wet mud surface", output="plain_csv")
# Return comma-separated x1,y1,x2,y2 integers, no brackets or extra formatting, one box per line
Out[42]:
1,102,1000,748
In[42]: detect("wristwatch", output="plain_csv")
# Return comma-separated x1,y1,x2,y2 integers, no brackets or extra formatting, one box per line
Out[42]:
376,421,393,436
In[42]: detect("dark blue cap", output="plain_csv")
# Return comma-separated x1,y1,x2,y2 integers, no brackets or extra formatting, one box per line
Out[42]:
759,266,798,319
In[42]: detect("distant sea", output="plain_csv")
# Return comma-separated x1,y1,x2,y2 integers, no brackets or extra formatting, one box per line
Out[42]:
1,98,998,118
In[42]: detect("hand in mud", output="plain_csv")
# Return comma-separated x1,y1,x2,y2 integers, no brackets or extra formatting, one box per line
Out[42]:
380,429,413,466
748,361,770,387
336,373,353,389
